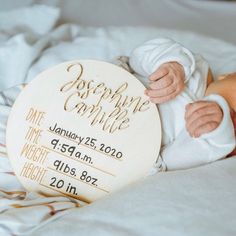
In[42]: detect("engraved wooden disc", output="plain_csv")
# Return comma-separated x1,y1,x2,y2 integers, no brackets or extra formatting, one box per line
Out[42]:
6,60,162,203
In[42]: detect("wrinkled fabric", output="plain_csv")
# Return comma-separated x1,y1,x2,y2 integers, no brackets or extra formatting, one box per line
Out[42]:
1,4,236,236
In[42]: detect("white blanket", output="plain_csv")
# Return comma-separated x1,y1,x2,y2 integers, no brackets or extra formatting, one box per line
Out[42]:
0,5,236,236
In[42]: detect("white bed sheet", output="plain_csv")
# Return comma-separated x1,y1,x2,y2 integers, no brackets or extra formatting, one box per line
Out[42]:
31,157,236,236
1,0,236,44
0,4,236,236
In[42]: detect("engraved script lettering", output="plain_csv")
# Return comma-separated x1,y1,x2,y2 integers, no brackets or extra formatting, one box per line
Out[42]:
60,63,150,133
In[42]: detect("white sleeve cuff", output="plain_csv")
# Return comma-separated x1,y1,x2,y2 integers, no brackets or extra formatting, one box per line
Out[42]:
129,37,196,83
200,94,236,155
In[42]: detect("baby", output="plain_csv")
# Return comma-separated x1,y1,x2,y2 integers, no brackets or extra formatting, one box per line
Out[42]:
117,38,236,172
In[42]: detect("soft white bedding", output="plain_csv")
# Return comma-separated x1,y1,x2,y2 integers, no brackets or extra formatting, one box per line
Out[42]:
0,4,236,236
31,158,236,236
1,0,236,44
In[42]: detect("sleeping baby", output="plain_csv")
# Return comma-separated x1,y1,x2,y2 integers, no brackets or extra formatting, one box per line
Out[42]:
115,38,236,173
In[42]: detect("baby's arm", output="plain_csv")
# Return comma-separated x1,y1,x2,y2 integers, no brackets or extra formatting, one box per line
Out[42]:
162,94,236,170
129,38,196,103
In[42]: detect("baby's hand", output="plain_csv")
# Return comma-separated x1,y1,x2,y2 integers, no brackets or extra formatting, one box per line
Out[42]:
185,101,223,138
145,62,185,104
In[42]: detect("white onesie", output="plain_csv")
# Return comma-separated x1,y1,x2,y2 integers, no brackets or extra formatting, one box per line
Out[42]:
126,38,236,173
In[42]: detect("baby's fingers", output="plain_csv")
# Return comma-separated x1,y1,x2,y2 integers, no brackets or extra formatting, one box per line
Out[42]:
149,67,169,81
149,76,173,90
185,101,217,119
185,105,220,128
188,120,219,138
185,101,223,137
